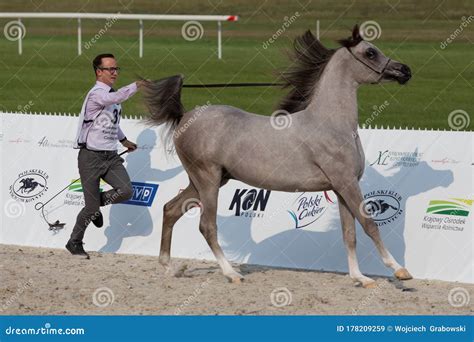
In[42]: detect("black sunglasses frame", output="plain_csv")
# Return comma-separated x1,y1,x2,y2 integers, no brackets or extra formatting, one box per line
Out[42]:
98,67,121,72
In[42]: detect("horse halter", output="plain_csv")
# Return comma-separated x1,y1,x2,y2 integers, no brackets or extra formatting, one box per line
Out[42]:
346,47,391,83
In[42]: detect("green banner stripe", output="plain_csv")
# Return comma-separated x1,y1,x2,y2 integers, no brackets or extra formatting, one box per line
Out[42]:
427,205,461,213
431,209,469,217
428,200,467,208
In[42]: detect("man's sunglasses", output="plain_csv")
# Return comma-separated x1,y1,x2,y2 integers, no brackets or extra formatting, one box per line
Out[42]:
98,67,121,73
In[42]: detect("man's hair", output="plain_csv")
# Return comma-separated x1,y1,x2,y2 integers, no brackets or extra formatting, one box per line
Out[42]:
92,53,115,75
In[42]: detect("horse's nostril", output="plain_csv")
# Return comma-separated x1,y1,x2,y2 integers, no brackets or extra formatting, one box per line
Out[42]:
400,65,411,76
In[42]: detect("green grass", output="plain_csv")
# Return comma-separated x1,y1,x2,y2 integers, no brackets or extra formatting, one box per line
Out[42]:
0,0,473,130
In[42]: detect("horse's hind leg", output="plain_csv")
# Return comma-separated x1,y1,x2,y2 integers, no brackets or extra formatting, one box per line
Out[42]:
336,180,412,281
336,194,376,288
192,168,243,283
159,182,199,270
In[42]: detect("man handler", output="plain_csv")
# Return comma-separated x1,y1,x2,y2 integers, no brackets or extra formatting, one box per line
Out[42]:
67,53,143,258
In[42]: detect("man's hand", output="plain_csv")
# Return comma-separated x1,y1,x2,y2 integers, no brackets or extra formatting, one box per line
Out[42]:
136,79,150,88
121,139,138,152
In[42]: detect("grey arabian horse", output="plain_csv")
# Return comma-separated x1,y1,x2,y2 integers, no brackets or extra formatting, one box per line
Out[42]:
143,25,413,288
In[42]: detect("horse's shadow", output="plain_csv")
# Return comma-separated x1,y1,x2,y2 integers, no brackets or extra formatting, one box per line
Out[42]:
218,157,453,276
99,129,183,253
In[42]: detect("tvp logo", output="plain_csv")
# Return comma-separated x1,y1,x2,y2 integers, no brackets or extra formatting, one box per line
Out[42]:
123,182,159,207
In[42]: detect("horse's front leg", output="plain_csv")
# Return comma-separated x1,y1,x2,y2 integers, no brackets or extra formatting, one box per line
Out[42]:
335,179,412,281
336,194,377,288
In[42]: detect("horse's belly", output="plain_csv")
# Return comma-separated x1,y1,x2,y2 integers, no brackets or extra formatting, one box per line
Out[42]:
226,160,332,192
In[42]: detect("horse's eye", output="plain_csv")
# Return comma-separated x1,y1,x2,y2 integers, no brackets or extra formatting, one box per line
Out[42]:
366,48,377,60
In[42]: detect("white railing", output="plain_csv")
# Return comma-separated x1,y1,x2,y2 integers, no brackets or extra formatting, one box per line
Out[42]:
0,12,239,59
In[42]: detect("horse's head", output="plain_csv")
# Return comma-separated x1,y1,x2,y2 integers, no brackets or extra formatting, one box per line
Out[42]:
279,25,412,113
339,25,412,85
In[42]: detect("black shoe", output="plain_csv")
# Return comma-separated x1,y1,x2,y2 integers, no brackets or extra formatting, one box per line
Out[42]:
91,211,103,228
66,240,90,259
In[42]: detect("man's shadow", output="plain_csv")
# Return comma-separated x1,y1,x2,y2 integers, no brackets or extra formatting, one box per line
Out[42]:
99,129,182,252
217,156,453,276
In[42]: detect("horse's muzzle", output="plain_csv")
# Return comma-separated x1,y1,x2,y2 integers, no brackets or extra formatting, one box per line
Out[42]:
384,63,411,84
397,64,411,84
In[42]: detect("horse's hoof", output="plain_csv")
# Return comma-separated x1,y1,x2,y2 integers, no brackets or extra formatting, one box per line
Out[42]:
159,261,172,274
159,255,170,266
162,265,173,276
362,281,377,289
226,273,244,284
174,264,188,277
394,268,413,280
230,276,244,284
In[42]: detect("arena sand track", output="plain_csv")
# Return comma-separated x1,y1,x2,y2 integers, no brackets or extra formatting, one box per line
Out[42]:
0,244,472,315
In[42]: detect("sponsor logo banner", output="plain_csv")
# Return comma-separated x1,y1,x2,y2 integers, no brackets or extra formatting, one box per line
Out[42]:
430,157,460,165
37,136,75,149
64,180,106,206
9,169,49,203
63,180,159,207
363,189,403,227
228,188,271,217
287,191,335,229
422,198,472,232
370,150,423,168
123,182,159,207
426,198,471,217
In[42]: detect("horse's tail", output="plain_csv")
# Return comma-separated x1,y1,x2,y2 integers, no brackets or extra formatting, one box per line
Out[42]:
142,75,184,146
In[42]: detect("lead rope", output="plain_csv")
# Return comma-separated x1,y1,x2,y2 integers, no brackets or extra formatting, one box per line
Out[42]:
182,82,284,88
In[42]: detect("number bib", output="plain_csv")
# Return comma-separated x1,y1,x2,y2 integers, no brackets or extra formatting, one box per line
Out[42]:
86,102,122,150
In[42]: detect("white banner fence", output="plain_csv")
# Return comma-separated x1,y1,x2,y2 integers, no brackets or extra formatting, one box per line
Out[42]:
0,112,472,283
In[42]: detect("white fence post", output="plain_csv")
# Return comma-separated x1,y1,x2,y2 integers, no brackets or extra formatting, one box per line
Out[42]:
316,20,320,40
18,18,22,55
139,19,143,58
217,21,222,59
77,18,82,56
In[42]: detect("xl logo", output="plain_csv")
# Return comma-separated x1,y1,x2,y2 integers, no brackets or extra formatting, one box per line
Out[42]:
123,182,159,207
228,188,271,217
370,150,389,166
370,149,422,168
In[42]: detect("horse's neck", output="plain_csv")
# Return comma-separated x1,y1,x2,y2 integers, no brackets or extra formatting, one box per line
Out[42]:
303,52,359,133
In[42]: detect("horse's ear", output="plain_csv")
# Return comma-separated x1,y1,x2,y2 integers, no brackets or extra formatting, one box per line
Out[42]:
338,24,363,48
352,24,361,41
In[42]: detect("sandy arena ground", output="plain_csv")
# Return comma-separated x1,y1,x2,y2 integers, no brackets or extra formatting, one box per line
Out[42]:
0,244,472,315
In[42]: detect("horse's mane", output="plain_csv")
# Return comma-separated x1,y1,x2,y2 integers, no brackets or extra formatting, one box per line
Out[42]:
278,28,362,113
